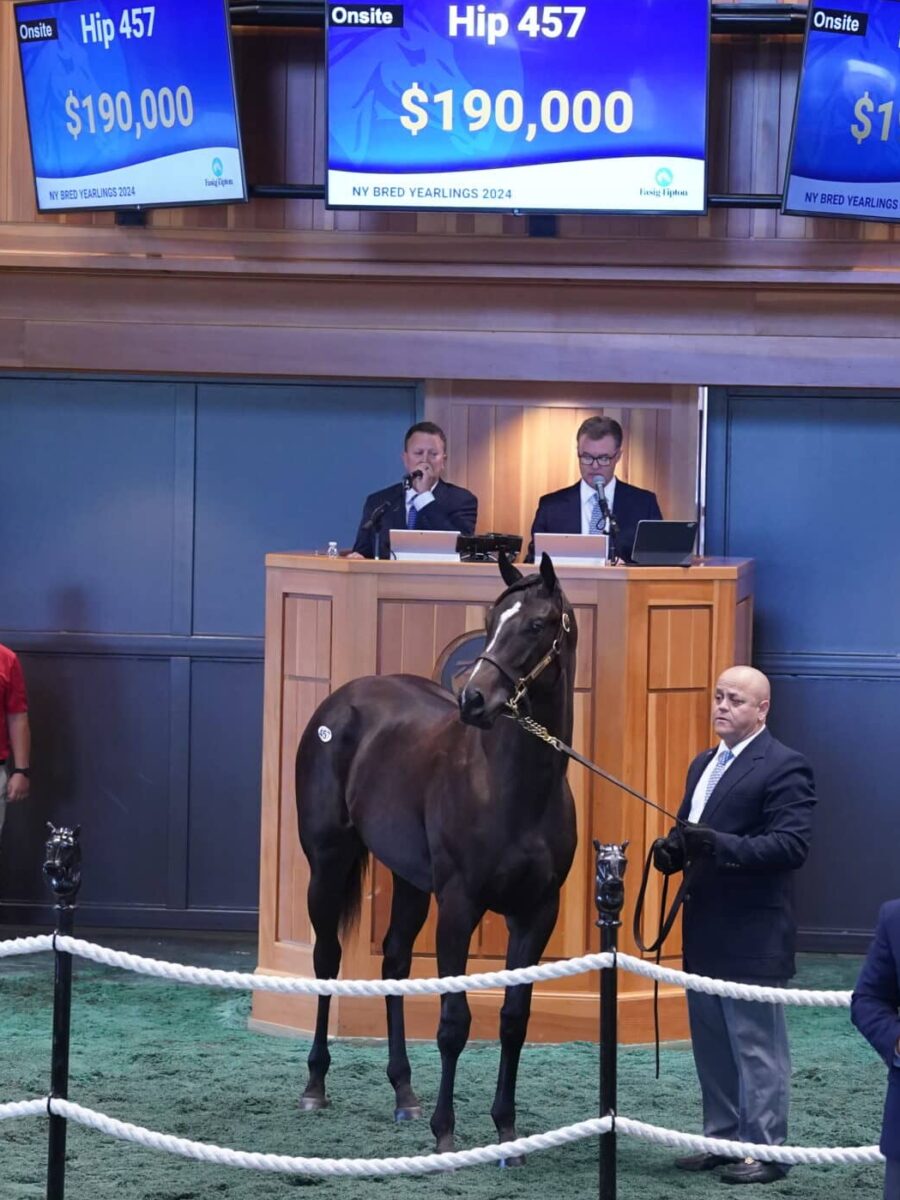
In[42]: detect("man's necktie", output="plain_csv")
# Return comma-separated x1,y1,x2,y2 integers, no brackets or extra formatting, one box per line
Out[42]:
406,502,418,529
703,748,734,805
590,492,605,534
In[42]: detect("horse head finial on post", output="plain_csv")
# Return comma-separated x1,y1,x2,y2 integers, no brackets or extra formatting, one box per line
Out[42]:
43,823,82,907
594,839,628,928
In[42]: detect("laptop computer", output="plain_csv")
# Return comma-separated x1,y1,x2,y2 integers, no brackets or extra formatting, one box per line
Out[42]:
389,528,462,562
630,520,698,566
533,532,608,567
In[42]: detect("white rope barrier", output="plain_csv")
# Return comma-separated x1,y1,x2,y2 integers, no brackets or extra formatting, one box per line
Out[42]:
0,1098,882,1174
52,937,615,994
0,936,874,1180
0,935,853,1006
615,953,853,1007
0,935,53,959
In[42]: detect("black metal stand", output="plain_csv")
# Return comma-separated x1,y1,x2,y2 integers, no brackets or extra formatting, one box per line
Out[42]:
594,840,628,1200
43,825,82,1200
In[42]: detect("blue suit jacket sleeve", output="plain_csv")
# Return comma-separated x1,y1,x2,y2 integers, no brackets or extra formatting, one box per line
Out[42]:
415,481,477,536
852,901,900,1067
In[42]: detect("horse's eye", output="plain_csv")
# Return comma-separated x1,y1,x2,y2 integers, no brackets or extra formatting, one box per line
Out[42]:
530,619,545,633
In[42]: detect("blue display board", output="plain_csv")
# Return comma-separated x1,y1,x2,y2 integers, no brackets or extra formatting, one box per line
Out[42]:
326,0,710,213
784,1,900,221
15,0,246,211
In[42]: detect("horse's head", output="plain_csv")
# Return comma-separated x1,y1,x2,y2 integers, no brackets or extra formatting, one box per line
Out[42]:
42,823,82,900
458,553,576,728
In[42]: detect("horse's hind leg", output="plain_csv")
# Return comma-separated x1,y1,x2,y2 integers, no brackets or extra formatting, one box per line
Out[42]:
490,896,560,1163
382,873,431,1121
300,840,365,1111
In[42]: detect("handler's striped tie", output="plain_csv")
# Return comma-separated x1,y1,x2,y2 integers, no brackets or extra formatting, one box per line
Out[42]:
704,747,734,804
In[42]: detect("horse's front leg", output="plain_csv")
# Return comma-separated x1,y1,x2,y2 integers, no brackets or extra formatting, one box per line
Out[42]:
490,894,561,1162
382,873,431,1121
430,886,482,1154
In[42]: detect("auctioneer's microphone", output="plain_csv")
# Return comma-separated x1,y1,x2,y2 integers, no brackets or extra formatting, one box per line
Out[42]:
405,468,425,484
594,480,612,524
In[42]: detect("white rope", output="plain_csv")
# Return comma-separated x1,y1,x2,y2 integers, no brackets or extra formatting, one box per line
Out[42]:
0,1099,882,1173
0,935,53,959
48,1099,612,1174
50,936,615,994
0,1099,47,1121
615,1118,883,1166
16,937,848,1006
615,954,853,1007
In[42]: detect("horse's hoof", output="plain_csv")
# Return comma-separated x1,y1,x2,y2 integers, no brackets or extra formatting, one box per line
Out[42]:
499,1153,526,1168
299,1094,330,1112
394,1104,423,1122
435,1134,455,1154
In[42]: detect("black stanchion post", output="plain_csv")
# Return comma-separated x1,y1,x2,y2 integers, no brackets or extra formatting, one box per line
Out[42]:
594,839,628,1200
43,824,82,1200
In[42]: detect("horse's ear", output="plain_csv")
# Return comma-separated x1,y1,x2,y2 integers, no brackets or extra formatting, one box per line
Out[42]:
498,551,523,588
539,552,558,593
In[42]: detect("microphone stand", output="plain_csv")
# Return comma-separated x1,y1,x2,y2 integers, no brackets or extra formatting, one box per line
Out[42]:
595,482,620,565
607,512,621,565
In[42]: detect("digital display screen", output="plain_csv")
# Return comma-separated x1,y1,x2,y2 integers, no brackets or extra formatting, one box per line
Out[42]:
784,1,900,221
326,0,710,213
14,0,247,212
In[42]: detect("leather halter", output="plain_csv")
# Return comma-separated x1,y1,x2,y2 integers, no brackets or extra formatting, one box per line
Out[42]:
473,609,572,715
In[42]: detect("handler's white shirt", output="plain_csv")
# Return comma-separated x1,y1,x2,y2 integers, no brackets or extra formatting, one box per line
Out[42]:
688,724,766,824
580,477,617,535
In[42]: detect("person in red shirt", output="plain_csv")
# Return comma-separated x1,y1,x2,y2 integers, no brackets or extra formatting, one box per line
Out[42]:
0,644,30,839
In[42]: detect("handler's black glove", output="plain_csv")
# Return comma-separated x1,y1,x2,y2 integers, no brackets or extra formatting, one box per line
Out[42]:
680,823,718,860
652,830,684,876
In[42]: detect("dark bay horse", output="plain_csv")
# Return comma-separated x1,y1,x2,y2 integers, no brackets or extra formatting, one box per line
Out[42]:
294,554,577,1154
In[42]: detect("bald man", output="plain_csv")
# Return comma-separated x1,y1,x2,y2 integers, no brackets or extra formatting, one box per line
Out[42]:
653,667,817,1185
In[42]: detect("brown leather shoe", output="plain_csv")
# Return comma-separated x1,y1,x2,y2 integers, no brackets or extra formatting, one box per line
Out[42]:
675,1152,735,1171
720,1158,787,1184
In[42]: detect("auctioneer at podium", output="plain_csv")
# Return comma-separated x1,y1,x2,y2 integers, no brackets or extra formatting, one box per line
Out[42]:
351,422,477,559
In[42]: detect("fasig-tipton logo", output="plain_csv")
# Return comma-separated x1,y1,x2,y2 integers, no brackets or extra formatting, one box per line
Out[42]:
328,4,405,27
205,157,234,190
17,16,59,42
810,7,868,35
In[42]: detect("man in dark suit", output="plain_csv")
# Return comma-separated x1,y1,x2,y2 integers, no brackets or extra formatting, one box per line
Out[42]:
527,415,661,562
350,421,477,559
852,901,900,1199
653,666,817,1185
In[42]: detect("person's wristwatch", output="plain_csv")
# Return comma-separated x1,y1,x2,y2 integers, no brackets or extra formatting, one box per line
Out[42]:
9,767,30,778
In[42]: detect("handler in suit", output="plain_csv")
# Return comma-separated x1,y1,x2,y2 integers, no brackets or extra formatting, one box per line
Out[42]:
653,666,817,1185
852,900,900,1199
527,415,661,562
350,421,477,559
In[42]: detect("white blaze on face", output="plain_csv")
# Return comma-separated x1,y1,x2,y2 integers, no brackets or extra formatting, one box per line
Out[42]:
463,600,522,694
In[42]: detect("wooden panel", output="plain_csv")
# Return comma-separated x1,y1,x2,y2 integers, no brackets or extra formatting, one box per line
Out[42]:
284,596,332,680
427,381,699,549
735,595,754,666
641,688,712,959
647,606,712,691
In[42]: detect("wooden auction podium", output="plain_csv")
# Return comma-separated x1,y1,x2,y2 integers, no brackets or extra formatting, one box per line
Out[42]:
251,554,753,1044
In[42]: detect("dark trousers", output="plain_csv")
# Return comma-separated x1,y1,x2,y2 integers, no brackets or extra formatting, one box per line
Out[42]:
687,988,791,1147
885,1158,900,1200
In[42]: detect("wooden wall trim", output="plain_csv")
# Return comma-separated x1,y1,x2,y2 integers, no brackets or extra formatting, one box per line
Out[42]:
5,268,900,388
6,225,900,285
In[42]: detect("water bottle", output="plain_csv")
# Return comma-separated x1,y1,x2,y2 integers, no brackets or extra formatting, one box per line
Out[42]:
326,541,339,559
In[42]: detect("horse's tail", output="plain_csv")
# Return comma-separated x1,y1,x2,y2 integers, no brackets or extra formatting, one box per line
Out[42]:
296,692,370,937
338,841,369,937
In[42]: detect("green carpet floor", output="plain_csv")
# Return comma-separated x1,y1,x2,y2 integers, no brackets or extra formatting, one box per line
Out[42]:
0,935,888,1199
